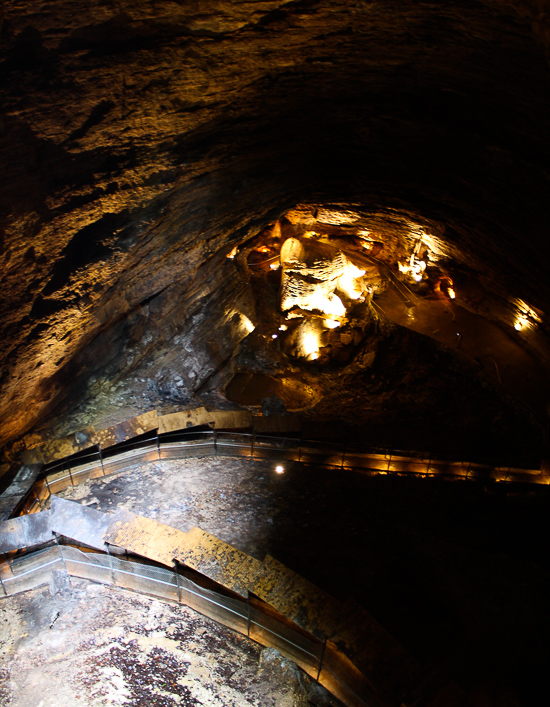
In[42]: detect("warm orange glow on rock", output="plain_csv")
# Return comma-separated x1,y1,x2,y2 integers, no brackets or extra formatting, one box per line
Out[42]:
302,329,320,357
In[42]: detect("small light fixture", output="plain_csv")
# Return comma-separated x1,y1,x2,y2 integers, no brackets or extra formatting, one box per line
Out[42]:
515,315,529,331
272,334,278,339
279,324,288,331
275,465,285,474
270,262,280,269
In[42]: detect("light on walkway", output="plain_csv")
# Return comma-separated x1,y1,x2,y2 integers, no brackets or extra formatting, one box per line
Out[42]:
275,465,285,474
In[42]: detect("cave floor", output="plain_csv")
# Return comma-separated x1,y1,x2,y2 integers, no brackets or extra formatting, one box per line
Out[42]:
56,455,550,706
0,576,324,707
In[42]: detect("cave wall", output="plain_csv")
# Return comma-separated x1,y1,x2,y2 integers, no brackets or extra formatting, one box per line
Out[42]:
2,0,550,452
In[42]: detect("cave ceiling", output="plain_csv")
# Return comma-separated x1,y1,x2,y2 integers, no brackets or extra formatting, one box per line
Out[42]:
2,0,550,464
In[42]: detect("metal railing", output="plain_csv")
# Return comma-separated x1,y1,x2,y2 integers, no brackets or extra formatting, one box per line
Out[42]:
0,545,372,707
21,428,547,516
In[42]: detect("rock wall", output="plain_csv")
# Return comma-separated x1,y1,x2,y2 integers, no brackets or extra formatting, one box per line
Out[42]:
2,0,550,455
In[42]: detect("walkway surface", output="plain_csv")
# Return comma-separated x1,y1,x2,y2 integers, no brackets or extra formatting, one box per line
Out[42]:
1,497,466,707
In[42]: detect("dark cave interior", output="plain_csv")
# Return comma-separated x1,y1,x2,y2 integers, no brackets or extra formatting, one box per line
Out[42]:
2,1,550,705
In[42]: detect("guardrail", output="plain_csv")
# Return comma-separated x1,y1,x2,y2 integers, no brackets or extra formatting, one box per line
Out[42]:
19,428,548,516
0,544,373,707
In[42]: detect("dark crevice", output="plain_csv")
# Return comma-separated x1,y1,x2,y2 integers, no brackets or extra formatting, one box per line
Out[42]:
67,100,115,142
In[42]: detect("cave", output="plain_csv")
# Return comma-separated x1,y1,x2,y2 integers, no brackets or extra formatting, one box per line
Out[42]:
2,1,550,706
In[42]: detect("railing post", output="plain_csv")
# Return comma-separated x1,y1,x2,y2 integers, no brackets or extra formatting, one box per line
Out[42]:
33,485,44,511
44,473,52,500
174,559,181,603
316,637,327,682
105,542,115,585
4,553,13,574
214,430,218,456
250,432,255,460
67,464,74,487
157,430,161,461
247,591,251,638
0,573,6,597
53,532,67,574
98,444,105,476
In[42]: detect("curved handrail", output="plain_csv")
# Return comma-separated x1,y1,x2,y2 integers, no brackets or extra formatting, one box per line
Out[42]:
0,545,372,707
11,427,549,518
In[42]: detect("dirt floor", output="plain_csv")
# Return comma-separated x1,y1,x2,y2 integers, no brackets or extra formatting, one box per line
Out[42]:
53,455,550,706
0,573,334,707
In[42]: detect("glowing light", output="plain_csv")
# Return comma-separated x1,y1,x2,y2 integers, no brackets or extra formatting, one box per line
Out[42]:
399,257,427,282
338,262,366,300
272,334,278,339
270,261,280,269
279,324,288,331
513,300,541,332
275,465,285,474
515,315,529,331
309,291,346,318
324,319,340,329
227,246,238,259
448,287,456,300
302,329,320,360
240,314,255,334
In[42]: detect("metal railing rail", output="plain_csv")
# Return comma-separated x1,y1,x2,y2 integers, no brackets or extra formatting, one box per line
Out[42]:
21,428,547,516
0,545,372,707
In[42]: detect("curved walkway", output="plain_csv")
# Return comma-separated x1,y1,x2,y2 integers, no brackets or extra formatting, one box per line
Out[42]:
1,496,467,707
3,410,549,524
0,544,363,707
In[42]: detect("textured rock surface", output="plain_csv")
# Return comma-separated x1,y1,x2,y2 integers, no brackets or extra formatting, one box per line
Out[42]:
0,578,324,706
5,4,550,705
2,0,550,458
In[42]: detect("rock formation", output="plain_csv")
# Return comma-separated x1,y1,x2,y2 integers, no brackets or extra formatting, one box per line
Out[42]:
2,1,550,461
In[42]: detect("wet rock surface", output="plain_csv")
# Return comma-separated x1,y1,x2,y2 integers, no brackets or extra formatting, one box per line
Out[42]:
58,455,550,705
0,578,332,706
